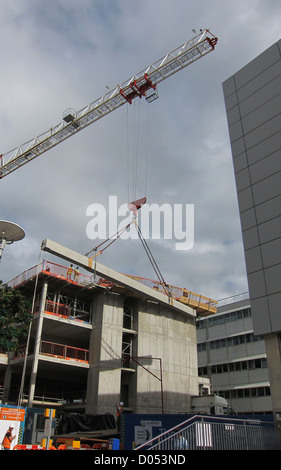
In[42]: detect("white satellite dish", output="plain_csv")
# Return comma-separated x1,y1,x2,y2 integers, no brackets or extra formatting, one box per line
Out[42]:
0,220,25,260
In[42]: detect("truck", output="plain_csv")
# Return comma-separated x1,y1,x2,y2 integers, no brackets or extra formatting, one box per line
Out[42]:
189,394,230,415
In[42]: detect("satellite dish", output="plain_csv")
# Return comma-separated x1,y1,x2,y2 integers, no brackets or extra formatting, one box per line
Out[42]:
0,220,25,260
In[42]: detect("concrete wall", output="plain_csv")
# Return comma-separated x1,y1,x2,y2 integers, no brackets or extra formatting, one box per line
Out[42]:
85,292,198,416
85,292,124,415
135,301,198,414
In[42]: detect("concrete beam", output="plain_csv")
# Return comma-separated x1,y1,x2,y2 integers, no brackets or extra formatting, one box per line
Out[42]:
41,239,195,318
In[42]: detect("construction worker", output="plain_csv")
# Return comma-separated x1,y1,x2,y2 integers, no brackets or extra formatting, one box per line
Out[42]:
2,425,16,450
74,266,80,282
67,264,73,280
116,402,124,432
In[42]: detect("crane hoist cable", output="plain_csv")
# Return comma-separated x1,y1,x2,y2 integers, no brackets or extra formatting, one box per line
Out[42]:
86,196,147,260
86,220,133,282
133,221,172,301
126,98,150,204
85,222,131,259
86,196,172,303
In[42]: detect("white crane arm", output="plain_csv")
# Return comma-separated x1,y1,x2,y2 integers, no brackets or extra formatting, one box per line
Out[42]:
0,29,217,179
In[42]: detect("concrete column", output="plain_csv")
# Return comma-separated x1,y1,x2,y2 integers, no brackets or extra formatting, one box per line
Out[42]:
264,333,281,424
85,292,123,416
28,281,48,407
136,301,198,414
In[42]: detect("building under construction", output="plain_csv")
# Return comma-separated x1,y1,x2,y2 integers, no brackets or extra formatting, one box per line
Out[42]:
1,239,216,420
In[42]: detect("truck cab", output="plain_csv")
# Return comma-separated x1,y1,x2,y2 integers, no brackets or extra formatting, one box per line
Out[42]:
190,394,230,415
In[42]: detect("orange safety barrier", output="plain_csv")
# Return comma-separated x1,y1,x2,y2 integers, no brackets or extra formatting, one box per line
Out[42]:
40,340,89,363
92,443,108,450
13,444,45,450
124,274,217,314
57,444,66,450
7,260,95,289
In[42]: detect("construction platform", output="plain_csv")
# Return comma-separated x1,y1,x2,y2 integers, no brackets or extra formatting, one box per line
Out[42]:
9,259,217,316
123,275,217,315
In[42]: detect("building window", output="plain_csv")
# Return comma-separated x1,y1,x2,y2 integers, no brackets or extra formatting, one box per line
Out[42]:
199,357,267,375
218,387,271,399
204,332,263,351
197,343,206,352
261,358,267,368
198,366,208,376
243,308,251,317
196,306,252,330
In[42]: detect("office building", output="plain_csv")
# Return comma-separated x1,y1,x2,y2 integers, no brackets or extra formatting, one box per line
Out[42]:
197,294,272,414
223,39,281,421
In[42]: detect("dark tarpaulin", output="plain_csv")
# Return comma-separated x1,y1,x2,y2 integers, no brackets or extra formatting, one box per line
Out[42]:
57,413,116,434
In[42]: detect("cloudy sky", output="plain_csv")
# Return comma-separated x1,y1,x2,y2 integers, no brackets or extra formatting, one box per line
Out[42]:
0,0,280,302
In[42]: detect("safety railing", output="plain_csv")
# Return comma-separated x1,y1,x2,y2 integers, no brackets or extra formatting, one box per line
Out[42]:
125,274,217,314
32,299,91,323
134,415,281,451
41,260,94,286
7,262,43,288
7,260,96,289
40,340,89,363
43,299,72,318
7,260,216,315
13,341,89,364
21,393,65,405
217,291,250,307
18,390,87,407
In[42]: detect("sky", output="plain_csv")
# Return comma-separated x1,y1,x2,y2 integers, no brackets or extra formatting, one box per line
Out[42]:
0,0,280,302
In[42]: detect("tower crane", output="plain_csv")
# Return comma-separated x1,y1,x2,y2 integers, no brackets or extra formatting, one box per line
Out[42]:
0,29,217,179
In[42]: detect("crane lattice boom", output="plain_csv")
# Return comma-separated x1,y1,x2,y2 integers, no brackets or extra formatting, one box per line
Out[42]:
0,29,217,179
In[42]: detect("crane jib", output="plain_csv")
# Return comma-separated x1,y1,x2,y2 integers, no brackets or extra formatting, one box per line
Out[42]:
0,29,218,179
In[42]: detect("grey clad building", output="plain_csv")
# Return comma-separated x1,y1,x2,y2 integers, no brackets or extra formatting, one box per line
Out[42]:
223,39,281,421
197,294,272,415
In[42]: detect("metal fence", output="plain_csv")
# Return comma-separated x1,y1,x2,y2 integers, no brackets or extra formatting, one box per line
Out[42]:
40,340,89,363
135,415,281,451
7,260,95,289
126,274,217,313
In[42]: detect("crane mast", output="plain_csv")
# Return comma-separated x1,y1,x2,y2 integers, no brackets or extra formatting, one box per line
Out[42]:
0,29,217,179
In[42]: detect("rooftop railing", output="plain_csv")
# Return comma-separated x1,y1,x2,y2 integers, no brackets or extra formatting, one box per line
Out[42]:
7,260,97,289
